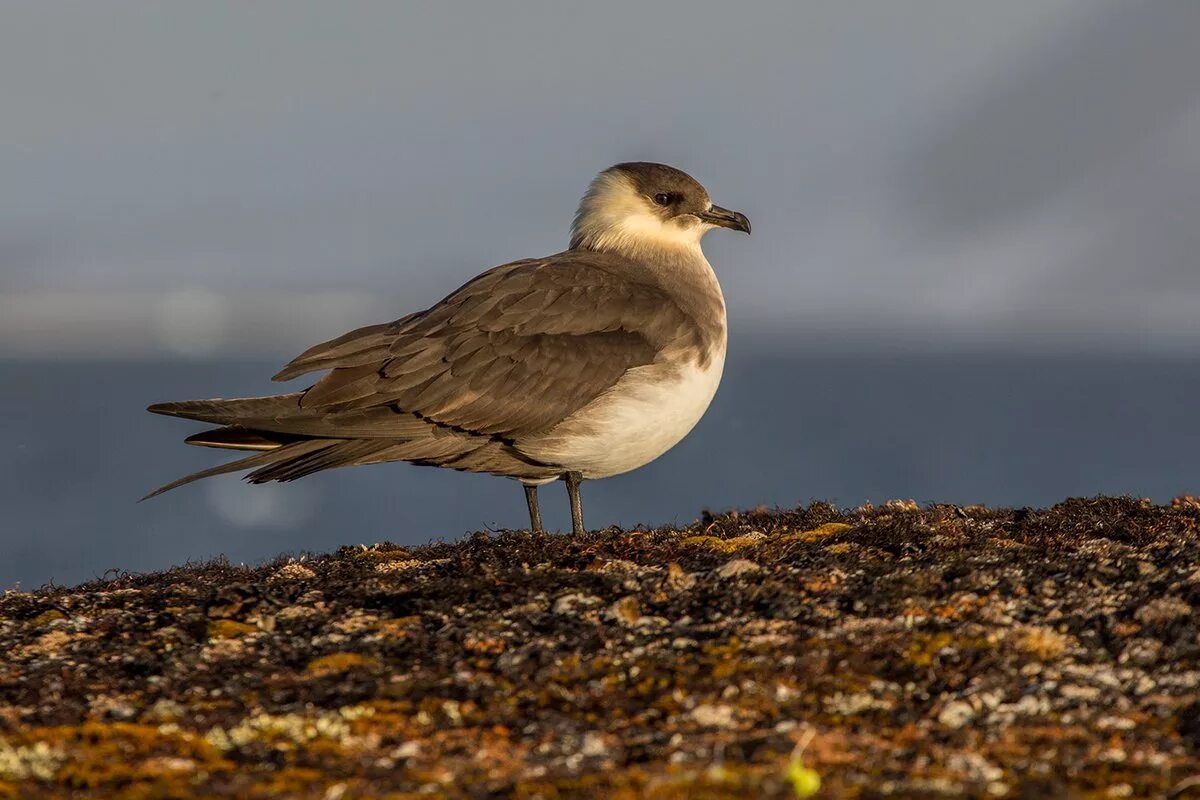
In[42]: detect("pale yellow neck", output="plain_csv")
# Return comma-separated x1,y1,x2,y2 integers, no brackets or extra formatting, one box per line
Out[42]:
572,212,706,261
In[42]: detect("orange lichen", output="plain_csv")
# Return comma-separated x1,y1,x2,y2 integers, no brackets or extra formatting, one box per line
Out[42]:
374,615,423,639
1012,625,1072,661
5,722,230,793
902,632,956,668
304,652,382,677
206,619,257,639
27,610,65,627
463,633,507,654
930,592,989,621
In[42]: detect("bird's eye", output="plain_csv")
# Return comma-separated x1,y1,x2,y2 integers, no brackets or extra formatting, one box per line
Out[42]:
654,193,672,206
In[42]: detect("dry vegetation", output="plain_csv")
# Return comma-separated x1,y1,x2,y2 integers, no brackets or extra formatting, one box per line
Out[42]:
3,496,1200,798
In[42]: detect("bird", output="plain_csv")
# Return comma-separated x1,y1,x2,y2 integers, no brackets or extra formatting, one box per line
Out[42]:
145,162,750,535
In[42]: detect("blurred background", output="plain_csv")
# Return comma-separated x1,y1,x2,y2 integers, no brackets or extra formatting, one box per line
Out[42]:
3,1,1198,588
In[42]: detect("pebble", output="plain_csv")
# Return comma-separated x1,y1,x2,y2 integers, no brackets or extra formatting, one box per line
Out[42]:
269,562,316,583
690,703,737,729
552,593,602,616
1119,637,1163,667
715,559,762,579
580,732,608,757
937,700,975,729
664,563,696,593
1058,684,1101,701
605,596,642,626
1135,596,1191,625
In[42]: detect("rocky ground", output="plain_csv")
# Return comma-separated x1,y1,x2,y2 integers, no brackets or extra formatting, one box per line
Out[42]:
2,497,1200,798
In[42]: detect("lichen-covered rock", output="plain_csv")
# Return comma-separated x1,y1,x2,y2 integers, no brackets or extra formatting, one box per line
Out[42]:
1,497,1199,798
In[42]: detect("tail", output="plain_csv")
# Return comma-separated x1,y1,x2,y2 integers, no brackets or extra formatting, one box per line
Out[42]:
139,439,334,501
145,391,501,499
144,392,324,500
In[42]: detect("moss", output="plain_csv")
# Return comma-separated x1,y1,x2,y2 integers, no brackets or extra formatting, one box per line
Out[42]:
251,767,328,796
680,534,725,549
779,522,853,544
348,545,413,563
680,533,764,552
900,631,997,669
1,497,1197,797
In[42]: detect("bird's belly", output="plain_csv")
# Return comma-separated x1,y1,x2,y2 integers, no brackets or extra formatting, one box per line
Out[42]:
520,350,726,480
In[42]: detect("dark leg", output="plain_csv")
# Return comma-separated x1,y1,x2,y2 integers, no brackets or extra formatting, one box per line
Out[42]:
563,471,585,536
524,484,542,532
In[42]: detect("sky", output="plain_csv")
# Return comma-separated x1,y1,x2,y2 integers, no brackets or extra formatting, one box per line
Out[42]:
2,1,1199,357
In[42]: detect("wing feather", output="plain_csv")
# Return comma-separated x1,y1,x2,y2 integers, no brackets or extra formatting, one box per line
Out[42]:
265,251,699,440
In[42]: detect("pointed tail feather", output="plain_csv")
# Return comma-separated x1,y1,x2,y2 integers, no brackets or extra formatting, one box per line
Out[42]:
184,426,295,451
139,440,333,501
147,393,305,425
245,439,389,483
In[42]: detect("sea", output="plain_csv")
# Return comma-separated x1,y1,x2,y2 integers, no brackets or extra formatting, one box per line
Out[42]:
2,350,1197,589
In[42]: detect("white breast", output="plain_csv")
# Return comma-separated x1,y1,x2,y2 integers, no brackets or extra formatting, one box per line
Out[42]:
520,347,726,480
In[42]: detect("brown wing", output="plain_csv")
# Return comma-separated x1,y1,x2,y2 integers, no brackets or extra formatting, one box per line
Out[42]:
272,252,694,440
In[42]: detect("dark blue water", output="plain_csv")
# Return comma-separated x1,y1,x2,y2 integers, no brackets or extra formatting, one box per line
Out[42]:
2,351,1197,589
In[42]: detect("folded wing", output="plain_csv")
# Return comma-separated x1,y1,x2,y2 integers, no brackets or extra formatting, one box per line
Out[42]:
146,251,694,494
274,252,689,439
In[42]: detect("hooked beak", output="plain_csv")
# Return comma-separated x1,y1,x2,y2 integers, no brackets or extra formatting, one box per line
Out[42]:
698,204,751,234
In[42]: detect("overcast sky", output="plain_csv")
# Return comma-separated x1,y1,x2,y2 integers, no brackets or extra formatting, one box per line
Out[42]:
3,1,1198,356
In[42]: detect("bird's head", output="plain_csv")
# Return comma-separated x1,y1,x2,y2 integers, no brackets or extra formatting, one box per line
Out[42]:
569,162,750,256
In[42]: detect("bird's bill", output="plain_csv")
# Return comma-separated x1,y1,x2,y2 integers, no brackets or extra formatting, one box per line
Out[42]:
698,205,751,234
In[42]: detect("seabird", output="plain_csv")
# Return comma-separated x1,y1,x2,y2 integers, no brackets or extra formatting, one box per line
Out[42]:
145,162,750,535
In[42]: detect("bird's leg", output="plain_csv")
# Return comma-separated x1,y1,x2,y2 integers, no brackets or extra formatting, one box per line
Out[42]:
524,484,543,533
564,471,585,536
